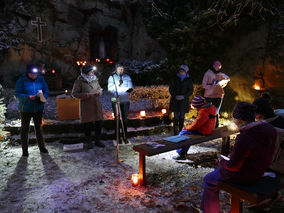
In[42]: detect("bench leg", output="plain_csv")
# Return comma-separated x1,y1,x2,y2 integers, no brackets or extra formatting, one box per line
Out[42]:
221,136,230,155
230,195,243,213
139,153,146,186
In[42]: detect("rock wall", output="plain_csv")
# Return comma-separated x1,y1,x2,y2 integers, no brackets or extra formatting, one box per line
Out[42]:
0,0,164,89
222,19,284,108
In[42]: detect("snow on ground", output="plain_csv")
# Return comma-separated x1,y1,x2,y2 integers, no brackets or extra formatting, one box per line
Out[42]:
0,133,231,213
2,90,284,212
2,134,283,213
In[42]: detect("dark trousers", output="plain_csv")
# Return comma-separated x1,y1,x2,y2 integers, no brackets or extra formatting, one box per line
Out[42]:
176,130,202,156
20,111,45,152
201,167,223,213
173,112,186,135
112,101,130,140
205,97,223,128
83,120,102,141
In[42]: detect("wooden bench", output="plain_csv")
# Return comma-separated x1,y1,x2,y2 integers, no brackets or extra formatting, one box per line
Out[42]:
133,126,237,185
218,175,284,213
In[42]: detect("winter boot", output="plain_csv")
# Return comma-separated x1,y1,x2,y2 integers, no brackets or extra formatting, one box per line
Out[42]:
39,146,49,153
178,118,185,132
85,136,93,149
22,148,29,157
94,135,105,147
173,118,179,135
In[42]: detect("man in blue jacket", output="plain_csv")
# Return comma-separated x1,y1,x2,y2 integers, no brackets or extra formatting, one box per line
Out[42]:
108,64,133,144
15,64,49,157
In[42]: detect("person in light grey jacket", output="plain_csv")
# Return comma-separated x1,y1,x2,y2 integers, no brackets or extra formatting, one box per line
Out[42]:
108,64,133,144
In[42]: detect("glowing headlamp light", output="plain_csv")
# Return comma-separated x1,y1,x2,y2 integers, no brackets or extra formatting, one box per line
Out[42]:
31,68,39,74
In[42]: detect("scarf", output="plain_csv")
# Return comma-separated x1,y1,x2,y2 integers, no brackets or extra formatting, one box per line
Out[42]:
177,73,188,81
81,73,97,83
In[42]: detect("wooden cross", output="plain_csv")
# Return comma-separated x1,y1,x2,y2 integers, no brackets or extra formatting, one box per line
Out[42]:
31,17,46,42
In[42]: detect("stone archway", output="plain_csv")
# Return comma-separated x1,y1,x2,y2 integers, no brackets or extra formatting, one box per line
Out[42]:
89,23,118,63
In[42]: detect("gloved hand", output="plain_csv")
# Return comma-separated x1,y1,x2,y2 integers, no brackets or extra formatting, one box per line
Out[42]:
175,95,184,101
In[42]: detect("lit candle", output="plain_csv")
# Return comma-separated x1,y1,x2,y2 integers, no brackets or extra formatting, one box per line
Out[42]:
111,113,114,119
140,110,146,118
65,90,68,95
51,69,55,74
131,174,139,186
161,109,167,114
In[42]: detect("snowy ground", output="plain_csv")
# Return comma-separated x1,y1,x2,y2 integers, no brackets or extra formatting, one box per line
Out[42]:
1,135,283,213
2,89,284,212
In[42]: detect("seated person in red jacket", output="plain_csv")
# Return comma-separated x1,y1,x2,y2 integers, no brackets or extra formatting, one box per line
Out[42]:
173,95,216,160
191,102,277,213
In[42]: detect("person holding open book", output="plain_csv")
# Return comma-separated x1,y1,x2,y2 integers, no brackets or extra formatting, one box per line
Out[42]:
72,65,105,149
202,61,230,128
15,64,49,157
191,101,277,213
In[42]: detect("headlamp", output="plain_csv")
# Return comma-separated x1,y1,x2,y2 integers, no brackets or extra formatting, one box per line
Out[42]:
30,67,39,74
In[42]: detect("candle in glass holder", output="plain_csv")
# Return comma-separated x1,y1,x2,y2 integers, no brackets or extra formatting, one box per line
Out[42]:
140,110,146,118
131,174,139,186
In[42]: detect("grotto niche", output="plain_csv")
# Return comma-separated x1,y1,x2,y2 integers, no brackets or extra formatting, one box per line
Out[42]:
89,22,118,64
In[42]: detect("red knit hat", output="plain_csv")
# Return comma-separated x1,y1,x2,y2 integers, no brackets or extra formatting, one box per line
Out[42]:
191,95,206,108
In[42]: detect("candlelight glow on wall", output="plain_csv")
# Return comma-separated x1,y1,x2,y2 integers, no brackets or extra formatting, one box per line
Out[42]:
131,174,139,186
140,110,146,118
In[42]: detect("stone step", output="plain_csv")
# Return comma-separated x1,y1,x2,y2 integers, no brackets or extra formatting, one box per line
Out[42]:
9,125,172,144
4,116,172,136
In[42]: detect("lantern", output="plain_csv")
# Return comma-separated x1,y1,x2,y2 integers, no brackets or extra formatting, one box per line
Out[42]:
252,79,265,91
140,110,146,118
131,174,140,186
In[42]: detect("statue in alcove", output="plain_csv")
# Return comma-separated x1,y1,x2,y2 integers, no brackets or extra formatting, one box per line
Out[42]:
89,23,118,63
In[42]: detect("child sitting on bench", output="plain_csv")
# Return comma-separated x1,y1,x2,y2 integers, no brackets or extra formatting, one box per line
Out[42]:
173,95,216,160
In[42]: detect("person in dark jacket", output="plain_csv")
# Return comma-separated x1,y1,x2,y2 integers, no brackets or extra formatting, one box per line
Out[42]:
72,65,105,148
15,64,49,157
253,93,284,174
173,95,216,160
169,65,193,135
191,101,277,213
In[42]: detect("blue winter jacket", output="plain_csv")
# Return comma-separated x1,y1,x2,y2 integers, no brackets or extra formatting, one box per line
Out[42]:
108,73,133,103
15,74,49,112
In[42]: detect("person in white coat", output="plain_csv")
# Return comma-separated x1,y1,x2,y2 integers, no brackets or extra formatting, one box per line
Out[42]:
108,64,133,144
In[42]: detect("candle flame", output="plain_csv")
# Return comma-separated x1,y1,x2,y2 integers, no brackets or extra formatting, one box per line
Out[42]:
131,174,139,186
162,109,167,114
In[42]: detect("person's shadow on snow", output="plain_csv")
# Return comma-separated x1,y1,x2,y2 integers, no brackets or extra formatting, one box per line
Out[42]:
0,156,29,212
40,153,66,184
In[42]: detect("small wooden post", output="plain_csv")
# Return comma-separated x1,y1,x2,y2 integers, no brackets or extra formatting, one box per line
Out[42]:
230,195,243,213
139,153,146,185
